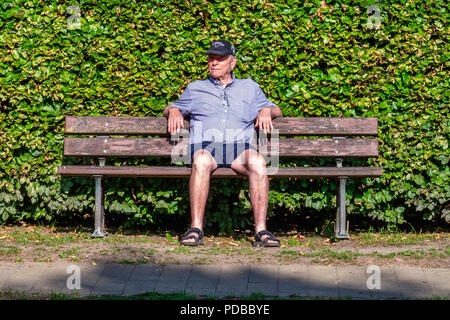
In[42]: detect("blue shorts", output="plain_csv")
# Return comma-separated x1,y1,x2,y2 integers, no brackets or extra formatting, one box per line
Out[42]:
186,141,257,168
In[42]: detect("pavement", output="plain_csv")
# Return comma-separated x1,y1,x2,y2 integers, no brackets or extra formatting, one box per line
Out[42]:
0,262,448,299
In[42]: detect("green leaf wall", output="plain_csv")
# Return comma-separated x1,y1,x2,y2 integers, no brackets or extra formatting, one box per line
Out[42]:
1,0,448,230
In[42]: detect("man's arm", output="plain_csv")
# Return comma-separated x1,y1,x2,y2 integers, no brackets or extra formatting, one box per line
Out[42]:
268,106,283,119
163,106,184,135
163,106,176,118
255,106,282,133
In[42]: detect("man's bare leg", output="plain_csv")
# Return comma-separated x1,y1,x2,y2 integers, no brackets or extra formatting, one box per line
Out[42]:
181,149,218,244
231,149,278,245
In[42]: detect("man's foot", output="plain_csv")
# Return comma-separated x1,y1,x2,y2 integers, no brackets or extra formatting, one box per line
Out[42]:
252,230,280,247
179,227,204,246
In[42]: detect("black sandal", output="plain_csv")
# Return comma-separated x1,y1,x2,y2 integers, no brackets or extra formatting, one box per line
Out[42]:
179,227,204,246
253,230,280,247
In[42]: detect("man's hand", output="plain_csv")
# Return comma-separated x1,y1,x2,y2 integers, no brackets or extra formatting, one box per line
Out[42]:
166,107,184,135
255,107,274,133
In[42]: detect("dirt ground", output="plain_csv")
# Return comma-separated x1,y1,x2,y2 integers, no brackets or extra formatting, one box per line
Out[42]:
0,224,448,268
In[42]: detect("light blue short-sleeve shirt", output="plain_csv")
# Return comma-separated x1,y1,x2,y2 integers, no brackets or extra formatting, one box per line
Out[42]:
171,73,276,145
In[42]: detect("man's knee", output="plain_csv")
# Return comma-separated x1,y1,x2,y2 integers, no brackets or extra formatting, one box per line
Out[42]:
247,152,267,175
192,150,217,172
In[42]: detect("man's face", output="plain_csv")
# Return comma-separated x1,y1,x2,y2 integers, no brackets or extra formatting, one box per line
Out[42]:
208,54,236,79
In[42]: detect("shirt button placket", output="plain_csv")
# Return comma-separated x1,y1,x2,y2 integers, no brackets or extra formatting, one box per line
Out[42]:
220,88,227,135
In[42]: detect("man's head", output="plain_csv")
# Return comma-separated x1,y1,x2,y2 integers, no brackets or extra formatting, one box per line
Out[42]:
206,40,236,80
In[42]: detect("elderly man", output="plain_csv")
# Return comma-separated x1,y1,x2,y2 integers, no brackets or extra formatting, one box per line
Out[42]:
163,40,282,247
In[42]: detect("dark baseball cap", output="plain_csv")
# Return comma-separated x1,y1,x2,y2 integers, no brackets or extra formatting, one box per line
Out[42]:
205,40,236,56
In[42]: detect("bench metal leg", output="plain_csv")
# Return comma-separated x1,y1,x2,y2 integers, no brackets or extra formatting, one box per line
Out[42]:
91,174,106,238
335,177,350,239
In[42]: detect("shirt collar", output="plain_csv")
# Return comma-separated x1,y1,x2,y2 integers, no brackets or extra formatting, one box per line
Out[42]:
209,72,236,88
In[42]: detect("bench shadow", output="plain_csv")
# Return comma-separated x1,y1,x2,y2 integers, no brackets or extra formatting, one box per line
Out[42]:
2,262,439,300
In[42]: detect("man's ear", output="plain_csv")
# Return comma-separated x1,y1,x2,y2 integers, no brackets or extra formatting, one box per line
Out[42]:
230,56,237,69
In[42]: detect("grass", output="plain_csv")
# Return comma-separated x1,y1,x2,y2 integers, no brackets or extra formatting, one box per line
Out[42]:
285,238,302,246
166,246,193,254
0,244,21,256
277,247,360,263
275,245,449,264
119,257,153,264
0,290,197,300
368,247,449,260
2,289,447,300
58,247,81,260
354,230,446,246
314,248,359,262
0,224,448,265
8,228,84,246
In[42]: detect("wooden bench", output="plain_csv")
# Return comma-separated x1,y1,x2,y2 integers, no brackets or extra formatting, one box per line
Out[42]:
57,116,383,239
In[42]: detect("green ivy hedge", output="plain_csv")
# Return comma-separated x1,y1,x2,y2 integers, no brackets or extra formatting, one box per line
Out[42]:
1,0,448,232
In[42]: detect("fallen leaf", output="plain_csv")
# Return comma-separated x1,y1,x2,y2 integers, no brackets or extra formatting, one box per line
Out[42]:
298,251,306,256
295,234,306,240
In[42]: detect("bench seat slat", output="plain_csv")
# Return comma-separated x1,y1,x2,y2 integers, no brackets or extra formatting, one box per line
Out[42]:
64,116,378,136
57,165,382,178
63,137,378,158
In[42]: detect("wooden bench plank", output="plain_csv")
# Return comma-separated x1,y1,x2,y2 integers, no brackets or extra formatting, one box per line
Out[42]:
63,137,378,158
272,117,379,136
64,116,378,136
57,165,383,178
65,116,190,135
263,138,379,158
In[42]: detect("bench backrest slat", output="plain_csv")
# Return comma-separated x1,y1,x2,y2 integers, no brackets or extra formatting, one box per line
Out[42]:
272,117,378,136
63,137,378,158
65,116,180,135
65,116,378,136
